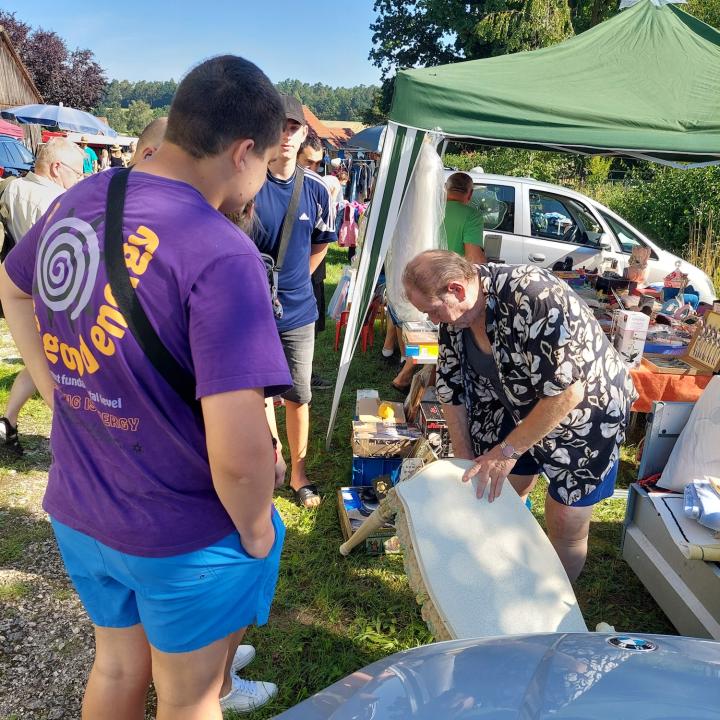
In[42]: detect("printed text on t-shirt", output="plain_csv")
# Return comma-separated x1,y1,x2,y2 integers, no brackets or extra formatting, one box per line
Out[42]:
39,225,159,375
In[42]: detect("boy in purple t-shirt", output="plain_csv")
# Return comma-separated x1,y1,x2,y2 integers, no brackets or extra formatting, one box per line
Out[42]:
0,56,291,718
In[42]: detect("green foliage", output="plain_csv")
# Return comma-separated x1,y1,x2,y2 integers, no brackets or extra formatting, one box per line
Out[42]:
686,0,720,29
476,0,574,55
275,79,377,121
445,147,583,182
124,100,155,136
586,156,613,186
98,78,377,129
100,79,178,109
370,0,574,81
592,166,720,256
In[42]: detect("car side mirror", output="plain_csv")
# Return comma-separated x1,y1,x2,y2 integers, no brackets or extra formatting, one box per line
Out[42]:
598,233,612,251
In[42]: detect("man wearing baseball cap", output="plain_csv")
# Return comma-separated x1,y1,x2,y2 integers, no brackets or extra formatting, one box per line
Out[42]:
251,94,337,508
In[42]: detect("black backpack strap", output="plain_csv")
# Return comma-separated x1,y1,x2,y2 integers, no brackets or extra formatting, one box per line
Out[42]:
104,168,199,410
275,165,304,272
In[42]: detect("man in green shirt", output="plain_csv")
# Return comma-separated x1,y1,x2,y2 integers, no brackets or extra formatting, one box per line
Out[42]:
443,172,486,264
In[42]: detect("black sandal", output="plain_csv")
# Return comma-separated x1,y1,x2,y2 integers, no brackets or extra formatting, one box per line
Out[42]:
293,483,320,508
390,380,411,394
0,417,23,456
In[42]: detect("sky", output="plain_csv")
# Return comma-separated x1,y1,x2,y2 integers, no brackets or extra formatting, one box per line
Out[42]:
0,0,383,87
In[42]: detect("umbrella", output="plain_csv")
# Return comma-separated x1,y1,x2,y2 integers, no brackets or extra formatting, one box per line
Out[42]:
0,118,24,140
1,103,117,137
346,125,386,152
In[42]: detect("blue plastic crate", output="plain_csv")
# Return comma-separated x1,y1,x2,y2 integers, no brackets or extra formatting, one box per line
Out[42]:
351,456,402,486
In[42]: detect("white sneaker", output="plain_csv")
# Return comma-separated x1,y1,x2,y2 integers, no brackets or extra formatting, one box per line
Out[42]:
220,676,278,713
231,644,256,674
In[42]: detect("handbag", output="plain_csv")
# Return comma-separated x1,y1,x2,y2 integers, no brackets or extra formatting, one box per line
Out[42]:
259,166,305,319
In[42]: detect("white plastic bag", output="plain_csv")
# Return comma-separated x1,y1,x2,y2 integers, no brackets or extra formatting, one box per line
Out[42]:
385,141,446,324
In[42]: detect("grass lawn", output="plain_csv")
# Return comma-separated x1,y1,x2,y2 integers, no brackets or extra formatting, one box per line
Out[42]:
0,246,674,719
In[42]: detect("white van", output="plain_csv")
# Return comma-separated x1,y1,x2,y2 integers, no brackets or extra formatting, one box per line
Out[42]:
445,170,717,304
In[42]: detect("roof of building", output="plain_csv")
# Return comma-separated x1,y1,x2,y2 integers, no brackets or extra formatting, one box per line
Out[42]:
0,26,43,109
302,105,343,148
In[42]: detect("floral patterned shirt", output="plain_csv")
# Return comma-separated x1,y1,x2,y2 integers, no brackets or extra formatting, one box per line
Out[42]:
436,264,637,504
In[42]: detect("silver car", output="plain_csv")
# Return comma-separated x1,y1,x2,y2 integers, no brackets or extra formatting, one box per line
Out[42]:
276,632,720,719
445,170,717,304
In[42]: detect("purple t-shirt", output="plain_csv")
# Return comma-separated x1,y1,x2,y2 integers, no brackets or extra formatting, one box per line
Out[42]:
5,169,292,557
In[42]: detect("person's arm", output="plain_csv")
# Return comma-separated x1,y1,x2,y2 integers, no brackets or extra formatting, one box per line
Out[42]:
0,265,55,406
203,387,276,558
464,244,487,265
265,397,287,488
462,379,584,502
309,242,328,274
441,402,474,460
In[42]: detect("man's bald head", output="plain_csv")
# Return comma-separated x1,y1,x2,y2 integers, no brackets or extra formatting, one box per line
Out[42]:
131,117,168,165
403,250,477,298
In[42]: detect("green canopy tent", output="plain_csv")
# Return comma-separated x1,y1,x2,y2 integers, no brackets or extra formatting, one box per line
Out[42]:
326,0,720,445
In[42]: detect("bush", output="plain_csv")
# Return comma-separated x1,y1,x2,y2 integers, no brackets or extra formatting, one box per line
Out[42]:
589,166,720,258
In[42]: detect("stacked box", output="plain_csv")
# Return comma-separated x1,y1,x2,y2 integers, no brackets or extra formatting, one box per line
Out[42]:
417,400,452,458
351,456,403,486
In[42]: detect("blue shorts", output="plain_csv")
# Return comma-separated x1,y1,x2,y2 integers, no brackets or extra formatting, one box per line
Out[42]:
51,508,285,653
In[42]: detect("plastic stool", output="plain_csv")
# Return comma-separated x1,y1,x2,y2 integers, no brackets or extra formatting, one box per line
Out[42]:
334,310,350,352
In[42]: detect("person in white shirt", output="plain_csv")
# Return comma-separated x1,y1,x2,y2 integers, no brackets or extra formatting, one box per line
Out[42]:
0,138,84,454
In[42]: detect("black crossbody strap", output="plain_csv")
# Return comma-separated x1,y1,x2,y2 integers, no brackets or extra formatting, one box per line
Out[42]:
104,168,199,410
275,165,304,272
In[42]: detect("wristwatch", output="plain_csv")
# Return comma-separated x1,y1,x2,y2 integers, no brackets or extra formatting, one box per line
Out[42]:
500,440,521,460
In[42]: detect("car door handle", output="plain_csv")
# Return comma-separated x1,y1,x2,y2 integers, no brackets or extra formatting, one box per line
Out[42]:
528,253,546,262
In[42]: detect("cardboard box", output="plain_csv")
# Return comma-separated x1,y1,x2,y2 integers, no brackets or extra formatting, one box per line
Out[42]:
351,421,421,458
644,311,720,376
356,398,406,424
402,320,439,365
336,487,400,555
418,401,452,458
613,310,650,367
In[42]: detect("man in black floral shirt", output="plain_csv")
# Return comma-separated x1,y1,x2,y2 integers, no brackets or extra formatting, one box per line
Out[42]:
403,250,637,581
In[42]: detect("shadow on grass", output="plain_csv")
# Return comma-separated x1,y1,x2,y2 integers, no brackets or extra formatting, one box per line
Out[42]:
577,518,675,636
235,520,429,719
0,434,51,472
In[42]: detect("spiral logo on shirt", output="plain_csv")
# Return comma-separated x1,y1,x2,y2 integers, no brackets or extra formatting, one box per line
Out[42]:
36,217,100,320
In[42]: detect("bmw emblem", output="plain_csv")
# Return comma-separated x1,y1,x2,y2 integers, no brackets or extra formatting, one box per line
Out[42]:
607,636,658,652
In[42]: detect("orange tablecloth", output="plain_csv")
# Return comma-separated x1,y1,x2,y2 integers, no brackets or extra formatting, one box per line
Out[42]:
630,359,712,413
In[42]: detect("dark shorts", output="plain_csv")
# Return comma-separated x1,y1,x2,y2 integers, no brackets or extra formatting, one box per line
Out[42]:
499,416,618,507
279,322,315,405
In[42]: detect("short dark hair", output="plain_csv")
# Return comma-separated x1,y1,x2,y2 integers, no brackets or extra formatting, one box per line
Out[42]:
166,55,284,158
300,128,322,153
446,172,473,195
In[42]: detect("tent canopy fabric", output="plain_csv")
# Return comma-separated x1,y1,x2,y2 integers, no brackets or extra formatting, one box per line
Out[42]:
390,1,720,164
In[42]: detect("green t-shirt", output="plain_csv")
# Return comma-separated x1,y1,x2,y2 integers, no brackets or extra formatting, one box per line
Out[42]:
442,200,484,256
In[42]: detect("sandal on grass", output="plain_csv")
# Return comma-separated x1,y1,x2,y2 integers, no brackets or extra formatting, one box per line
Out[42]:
391,380,411,394
293,483,320,508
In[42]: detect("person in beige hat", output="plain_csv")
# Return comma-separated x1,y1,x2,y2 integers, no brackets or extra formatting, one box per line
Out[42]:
78,135,98,174
109,143,126,168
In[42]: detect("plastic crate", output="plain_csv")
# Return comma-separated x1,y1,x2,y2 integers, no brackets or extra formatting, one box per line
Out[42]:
351,456,402,486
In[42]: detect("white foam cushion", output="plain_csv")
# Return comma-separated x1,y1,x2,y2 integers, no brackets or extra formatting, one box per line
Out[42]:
657,376,720,492
394,459,588,639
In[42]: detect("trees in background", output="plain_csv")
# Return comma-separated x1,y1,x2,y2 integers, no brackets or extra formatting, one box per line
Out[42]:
0,12,106,111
